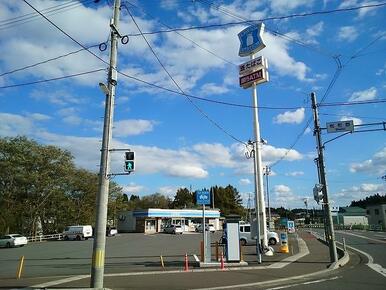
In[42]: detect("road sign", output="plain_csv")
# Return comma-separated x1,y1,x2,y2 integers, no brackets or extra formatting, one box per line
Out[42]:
238,23,266,57
196,190,210,205
326,120,354,133
239,68,269,88
239,56,268,76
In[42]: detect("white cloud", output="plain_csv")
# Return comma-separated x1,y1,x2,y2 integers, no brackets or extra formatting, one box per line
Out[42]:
306,21,324,37
0,113,34,136
113,119,157,137
339,0,380,18
285,171,305,177
239,178,251,185
193,143,235,168
28,113,51,121
338,26,358,42
349,87,377,102
274,108,305,124
274,184,291,193
350,147,386,175
332,182,385,206
122,182,145,195
158,186,180,198
270,0,314,14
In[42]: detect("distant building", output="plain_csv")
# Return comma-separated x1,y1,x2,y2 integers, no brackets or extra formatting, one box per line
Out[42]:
366,204,386,230
117,208,221,234
334,206,368,226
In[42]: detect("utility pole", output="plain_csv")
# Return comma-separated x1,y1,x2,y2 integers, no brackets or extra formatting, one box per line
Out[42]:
90,0,121,287
264,166,272,230
311,92,338,263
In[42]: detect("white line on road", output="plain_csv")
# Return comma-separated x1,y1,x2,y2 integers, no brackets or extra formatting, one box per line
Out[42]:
31,274,90,288
344,244,386,278
338,231,386,244
265,276,341,290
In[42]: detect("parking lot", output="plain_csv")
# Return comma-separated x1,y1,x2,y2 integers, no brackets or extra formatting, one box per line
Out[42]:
0,231,226,279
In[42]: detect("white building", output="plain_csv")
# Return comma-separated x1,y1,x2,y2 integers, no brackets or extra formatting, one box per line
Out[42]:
117,208,221,234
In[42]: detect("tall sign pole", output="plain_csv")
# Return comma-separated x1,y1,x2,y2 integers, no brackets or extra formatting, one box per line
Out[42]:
311,92,338,263
238,23,272,258
91,0,121,287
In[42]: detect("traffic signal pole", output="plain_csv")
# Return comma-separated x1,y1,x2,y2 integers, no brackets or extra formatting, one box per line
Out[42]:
91,0,121,287
311,92,338,264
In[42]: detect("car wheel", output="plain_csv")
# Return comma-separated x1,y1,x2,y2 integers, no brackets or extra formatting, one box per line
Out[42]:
240,239,247,246
64,236,69,241
85,237,89,240
6,242,11,248
76,235,81,241
20,245,25,247
172,231,176,234
269,238,277,245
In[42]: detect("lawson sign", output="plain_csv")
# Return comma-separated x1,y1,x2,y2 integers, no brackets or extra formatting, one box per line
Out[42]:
196,190,211,205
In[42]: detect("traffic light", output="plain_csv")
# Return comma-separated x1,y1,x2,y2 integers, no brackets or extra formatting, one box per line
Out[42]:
124,151,135,172
313,184,323,204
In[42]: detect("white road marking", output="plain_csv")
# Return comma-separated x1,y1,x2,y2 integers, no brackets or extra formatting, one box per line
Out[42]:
31,274,89,288
344,244,386,278
338,231,386,244
265,276,340,290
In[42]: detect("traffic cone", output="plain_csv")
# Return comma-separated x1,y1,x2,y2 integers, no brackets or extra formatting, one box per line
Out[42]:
184,253,189,271
220,252,225,270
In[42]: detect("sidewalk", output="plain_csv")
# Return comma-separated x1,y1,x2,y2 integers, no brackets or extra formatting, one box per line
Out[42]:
0,230,335,289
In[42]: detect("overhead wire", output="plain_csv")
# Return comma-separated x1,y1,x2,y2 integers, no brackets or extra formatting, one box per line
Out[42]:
0,0,96,31
122,4,247,145
319,113,385,121
0,68,105,89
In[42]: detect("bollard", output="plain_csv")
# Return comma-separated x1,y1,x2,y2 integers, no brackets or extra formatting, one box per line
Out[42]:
184,253,189,271
16,256,25,279
200,241,204,262
342,237,346,252
220,252,225,270
240,243,244,262
215,241,219,261
160,255,165,269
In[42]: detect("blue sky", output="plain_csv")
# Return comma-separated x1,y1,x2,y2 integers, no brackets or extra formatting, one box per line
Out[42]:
0,0,385,210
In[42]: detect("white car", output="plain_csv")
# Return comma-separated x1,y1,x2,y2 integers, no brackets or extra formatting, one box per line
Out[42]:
63,225,93,241
163,225,183,234
106,227,118,236
0,234,28,248
195,224,215,233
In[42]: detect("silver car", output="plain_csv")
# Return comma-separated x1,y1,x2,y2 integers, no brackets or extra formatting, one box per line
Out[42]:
0,234,28,248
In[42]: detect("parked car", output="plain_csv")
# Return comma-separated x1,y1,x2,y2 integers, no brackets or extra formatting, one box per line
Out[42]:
195,224,215,233
163,225,183,234
106,226,118,237
0,234,28,248
63,225,93,241
239,224,279,246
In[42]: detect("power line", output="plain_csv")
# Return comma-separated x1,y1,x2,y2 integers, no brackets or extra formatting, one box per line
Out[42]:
0,68,105,89
0,44,99,78
0,0,96,31
319,99,386,107
320,113,386,121
123,4,246,145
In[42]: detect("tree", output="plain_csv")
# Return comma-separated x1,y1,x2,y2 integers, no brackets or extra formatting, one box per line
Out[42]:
138,193,171,209
171,188,194,208
350,193,386,208
211,185,245,217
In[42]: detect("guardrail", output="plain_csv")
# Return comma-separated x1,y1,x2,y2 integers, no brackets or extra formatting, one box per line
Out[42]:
299,224,384,231
27,233,63,242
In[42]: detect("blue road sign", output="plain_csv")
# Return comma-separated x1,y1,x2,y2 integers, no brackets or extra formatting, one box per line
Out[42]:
238,23,266,57
196,190,211,205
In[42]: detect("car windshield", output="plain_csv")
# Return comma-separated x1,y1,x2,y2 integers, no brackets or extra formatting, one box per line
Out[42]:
11,234,23,238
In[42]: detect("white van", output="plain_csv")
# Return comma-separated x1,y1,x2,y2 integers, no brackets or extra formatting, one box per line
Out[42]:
239,223,279,246
63,225,93,241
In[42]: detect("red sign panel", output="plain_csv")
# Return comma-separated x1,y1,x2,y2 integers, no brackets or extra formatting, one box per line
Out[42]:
239,69,265,87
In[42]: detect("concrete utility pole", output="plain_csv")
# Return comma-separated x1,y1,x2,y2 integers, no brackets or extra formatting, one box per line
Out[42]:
311,92,338,263
90,0,121,287
251,141,262,263
264,166,272,230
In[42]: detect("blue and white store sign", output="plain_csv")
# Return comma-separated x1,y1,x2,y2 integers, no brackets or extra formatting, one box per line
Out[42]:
196,190,211,205
238,23,266,57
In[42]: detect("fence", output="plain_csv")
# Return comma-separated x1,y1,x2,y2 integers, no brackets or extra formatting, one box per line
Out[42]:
27,233,63,242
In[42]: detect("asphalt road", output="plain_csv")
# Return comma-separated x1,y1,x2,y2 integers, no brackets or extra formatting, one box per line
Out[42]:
0,231,223,279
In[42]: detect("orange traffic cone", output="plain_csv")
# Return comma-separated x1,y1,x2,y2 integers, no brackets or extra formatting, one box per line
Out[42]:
220,252,225,270
184,253,189,271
